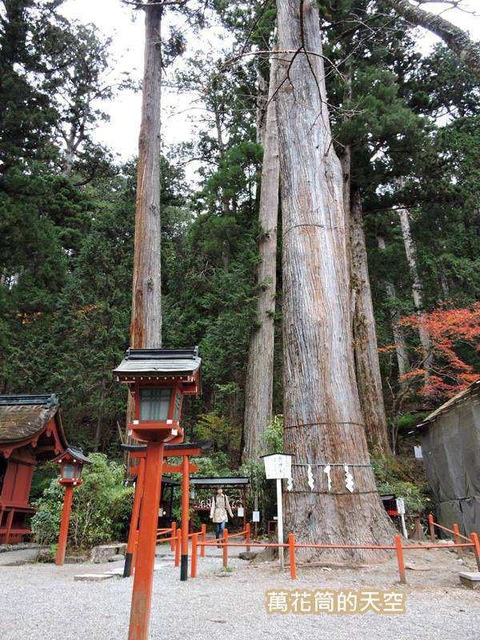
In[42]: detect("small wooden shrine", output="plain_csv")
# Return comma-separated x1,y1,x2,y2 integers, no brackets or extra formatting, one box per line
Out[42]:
0,394,68,543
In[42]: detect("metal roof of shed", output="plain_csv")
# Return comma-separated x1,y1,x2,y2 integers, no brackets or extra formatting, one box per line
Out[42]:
416,378,480,430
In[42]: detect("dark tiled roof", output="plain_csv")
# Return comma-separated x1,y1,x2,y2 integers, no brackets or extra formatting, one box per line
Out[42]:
0,394,60,444
190,477,250,486
113,348,201,378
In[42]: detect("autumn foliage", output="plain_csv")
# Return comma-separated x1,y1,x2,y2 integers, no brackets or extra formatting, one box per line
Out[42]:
398,303,480,401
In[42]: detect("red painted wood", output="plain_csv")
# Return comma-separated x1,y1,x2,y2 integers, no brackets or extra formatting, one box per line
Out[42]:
181,455,189,556
128,442,164,640
126,456,146,560
56,484,74,566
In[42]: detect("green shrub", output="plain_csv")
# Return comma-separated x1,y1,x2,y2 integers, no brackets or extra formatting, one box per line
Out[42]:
371,452,431,514
31,453,133,550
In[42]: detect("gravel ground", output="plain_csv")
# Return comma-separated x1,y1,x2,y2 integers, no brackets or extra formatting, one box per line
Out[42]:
1,543,479,640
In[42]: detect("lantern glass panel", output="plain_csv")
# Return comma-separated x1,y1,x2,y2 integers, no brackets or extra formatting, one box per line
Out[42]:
173,391,182,422
140,388,172,421
62,463,75,480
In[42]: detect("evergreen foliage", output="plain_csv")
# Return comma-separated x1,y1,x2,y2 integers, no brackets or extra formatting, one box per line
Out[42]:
31,453,133,549
1,0,479,463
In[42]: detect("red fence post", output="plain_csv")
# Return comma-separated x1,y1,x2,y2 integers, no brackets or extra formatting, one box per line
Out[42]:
288,533,297,580
453,524,463,556
428,514,435,542
175,528,181,568
200,524,206,558
170,521,177,552
246,522,251,552
223,528,228,569
471,532,480,571
191,534,198,578
395,534,406,584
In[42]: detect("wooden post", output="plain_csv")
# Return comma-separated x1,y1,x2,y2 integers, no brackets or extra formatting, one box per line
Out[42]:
170,520,177,552
180,454,189,581
175,528,181,567
200,524,206,558
191,533,198,578
55,484,74,566
395,534,406,584
243,488,247,532
471,532,480,571
453,523,463,556
288,533,297,580
124,456,146,577
223,528,228,569
276,477,284,569
4,509,14,547
128,442,164,640
245,522,251,552
428,513,435,542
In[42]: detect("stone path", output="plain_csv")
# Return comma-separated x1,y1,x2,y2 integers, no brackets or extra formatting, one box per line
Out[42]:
0,542,479,640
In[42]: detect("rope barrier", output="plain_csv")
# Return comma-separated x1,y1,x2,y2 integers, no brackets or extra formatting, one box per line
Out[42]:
284,421,366,430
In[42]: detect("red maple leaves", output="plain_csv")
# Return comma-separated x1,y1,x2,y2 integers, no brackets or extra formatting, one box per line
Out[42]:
397,303,480,401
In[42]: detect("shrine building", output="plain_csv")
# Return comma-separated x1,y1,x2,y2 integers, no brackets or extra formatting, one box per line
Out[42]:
0,394,68,544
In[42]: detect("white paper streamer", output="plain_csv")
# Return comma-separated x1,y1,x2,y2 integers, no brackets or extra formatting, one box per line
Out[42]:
323,464,332,492
307,464,315,490
286,475,293,491
344,464,355,493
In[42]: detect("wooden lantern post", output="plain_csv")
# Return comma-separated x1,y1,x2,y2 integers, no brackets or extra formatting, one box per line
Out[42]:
54,448,90,566
114,348,201,640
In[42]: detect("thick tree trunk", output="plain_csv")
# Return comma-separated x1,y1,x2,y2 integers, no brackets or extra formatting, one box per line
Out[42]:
350,191,390,453
386,0,480,78
398,208,432,376
377,235,410,389
130,4,163,349
277,0,393,563
243,54,279,461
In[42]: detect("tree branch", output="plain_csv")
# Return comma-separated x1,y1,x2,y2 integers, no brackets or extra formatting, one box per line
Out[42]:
386,0,480,77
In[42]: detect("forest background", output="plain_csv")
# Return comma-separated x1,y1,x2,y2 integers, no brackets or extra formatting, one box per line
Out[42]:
1,0,480,482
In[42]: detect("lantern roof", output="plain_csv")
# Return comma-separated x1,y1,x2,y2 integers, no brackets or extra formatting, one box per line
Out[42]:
113,347,201,380
52,446,91,465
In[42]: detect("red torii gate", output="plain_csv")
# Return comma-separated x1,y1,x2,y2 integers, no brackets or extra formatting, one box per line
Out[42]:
122,441,207,580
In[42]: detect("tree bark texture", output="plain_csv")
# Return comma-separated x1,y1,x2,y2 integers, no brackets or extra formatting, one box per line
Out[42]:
377,235,410,389
130,4,163,349
243,54,280,461
398,208,432,375
276,0,393,562
386,0,480,78
350,191,390,453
